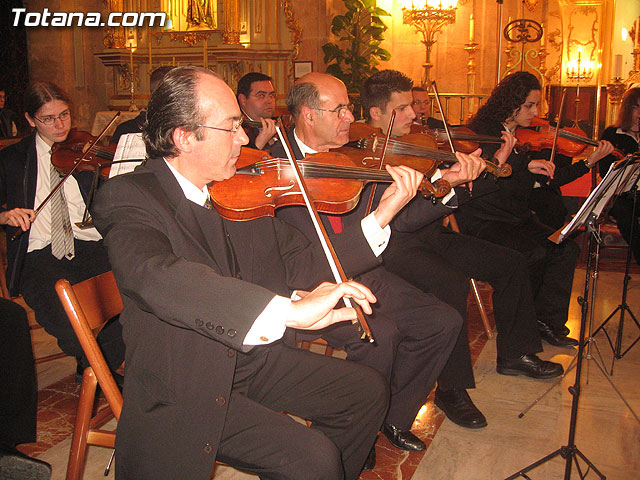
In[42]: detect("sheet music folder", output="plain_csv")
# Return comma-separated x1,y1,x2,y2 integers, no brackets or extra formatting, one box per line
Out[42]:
549,154,640,244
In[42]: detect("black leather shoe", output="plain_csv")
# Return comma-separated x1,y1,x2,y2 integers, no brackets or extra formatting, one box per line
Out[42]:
538,321,579,347
0,448,51,480
381,424,425,451
362,447,376,471
497,354,564,379
434,387,487,429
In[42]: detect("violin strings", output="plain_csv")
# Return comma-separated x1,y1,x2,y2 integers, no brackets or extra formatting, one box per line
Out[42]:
252,159,394,181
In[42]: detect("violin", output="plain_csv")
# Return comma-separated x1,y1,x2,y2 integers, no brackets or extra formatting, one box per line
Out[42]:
345,123,512,178
208,147,450,221
409,124,504,154
51,129,116,176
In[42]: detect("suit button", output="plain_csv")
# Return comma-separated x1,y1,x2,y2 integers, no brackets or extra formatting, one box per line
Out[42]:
215,325,224,335
195,318,204,327
227,348,235,358
227,329,236,338
206,322,214,330
215,396,226,406
203,443,213,454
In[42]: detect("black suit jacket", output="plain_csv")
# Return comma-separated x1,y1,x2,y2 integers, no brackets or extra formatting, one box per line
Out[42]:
92,157,379,479
0,134,96,295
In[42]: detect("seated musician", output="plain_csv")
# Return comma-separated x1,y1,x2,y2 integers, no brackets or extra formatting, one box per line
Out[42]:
455,71,612,348
361,69,564,430
92,66,392,480
236,72,279,150
0,88,19,137
598,86,640,264
271,72,476,451
410,86,444,129
0,82,124,379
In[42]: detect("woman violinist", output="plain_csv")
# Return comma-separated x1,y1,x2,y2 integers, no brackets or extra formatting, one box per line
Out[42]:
455,71,604,347
0,81,124,377
598,87,640,264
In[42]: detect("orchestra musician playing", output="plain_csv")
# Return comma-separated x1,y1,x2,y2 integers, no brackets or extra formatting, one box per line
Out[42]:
236,72,279,150
360,69,564,429
272,72,467,452
410,86,444,129
599,87,640,264
92,66,390,480
0,82,124,379
456,71,604,348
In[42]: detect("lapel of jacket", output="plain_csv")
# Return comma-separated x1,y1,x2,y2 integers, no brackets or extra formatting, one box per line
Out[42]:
146,157,233,276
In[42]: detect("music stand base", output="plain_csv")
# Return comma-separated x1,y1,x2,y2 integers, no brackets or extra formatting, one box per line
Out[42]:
505,445,606,480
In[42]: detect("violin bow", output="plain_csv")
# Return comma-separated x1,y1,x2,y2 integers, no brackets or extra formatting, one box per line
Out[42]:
11,112,121,241
363,110,396,216
274,120,374,342
548,88,568,167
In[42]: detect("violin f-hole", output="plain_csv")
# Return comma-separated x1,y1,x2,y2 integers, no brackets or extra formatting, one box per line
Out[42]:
265,181,295,198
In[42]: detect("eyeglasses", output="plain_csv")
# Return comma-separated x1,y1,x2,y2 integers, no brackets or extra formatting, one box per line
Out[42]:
197,119,244,134
411,100,431,106
313,103,355,119
34,110,70,125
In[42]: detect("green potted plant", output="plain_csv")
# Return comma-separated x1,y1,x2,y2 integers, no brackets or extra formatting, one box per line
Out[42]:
322,0,391,108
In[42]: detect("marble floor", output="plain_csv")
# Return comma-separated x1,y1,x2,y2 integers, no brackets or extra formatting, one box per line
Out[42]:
19,249,640,480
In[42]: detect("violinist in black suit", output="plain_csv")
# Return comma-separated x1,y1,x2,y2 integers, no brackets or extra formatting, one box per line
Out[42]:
0,82,123,374
93,66,394,480
236,72,279,150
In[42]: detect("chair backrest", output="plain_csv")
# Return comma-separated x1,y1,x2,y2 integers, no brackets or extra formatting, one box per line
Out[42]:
55,271,124,418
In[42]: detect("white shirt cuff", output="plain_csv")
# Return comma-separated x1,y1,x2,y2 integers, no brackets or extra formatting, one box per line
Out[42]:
433,169,456,205
361,212,391,257
243,295,289,345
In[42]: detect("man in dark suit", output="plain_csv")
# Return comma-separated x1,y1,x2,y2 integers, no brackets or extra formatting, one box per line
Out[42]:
236,72,279,150
0,82,124,375
92,66,406,479
270,72,485,451
361,70,563,430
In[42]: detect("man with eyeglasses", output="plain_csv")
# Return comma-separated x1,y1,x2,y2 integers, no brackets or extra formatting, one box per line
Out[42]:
271,72,484,456
236,72,279,150
361,69,564,431
0,81,125,387
92,65,402,480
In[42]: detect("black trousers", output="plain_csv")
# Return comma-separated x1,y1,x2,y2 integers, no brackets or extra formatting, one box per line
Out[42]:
465,217,579,332
297,266,461,430
18,240,125,371
0,298,37,448
217,343,389,480
383,224,543,390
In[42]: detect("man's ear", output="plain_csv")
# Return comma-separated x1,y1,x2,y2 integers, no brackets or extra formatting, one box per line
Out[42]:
300,106,315,125
238,93,247,110
25,112,36,129
172,127,196,153
369,106,382,122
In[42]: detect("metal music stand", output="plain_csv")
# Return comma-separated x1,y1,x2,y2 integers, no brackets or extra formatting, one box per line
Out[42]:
507,154,640,480
592,159,640,373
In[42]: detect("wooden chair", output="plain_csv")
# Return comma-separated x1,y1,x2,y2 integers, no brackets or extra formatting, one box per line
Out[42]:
55,271,124,480
443,213,495,339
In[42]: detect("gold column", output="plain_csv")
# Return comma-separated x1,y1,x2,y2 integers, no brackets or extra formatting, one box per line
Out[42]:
606,79,626,126
222,0,241,44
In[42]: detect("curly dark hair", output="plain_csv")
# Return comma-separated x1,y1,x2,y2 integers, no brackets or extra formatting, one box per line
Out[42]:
470,71,541,133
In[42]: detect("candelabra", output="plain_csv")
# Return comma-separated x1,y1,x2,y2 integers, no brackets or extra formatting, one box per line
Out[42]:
566,45,594,127
402,1,458,87
126,30,139,112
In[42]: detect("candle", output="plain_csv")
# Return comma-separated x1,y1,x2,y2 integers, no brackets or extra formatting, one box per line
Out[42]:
148,28,152,70
540,23,545,48
469,14,474,42
615,54,623,79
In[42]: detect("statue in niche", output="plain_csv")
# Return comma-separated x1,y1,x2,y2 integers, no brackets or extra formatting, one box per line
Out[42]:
188,0,217,29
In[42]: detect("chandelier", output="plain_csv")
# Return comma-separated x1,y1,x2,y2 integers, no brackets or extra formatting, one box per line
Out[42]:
402,1,458,86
